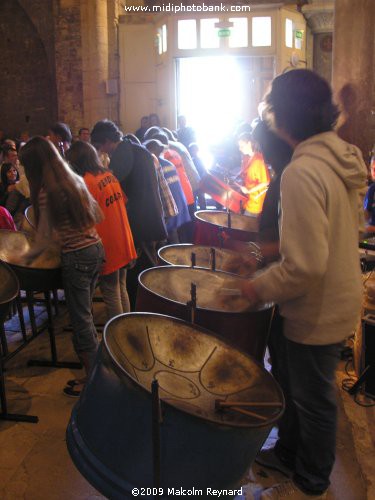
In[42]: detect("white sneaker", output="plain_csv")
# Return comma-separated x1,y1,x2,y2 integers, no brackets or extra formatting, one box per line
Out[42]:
260,480,327,499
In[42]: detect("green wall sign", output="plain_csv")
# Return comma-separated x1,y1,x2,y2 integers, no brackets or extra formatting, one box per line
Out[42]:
218,28,231,38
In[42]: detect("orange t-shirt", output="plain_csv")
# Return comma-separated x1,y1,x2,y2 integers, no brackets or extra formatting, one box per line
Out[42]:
243,152,270,214
84,171,137,275
164,149,194,205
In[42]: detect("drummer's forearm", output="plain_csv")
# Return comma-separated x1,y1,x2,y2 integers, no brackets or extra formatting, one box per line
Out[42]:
26,209,52,259
258,241,280,264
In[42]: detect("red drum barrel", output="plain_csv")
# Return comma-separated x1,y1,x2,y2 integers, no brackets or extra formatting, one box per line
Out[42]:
66,312,284,500
194,210,258,247
136,266,273,362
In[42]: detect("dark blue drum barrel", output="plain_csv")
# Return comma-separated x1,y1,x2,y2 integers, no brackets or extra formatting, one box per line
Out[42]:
66,313,283,500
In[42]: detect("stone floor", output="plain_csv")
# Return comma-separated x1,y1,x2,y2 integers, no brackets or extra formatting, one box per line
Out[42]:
0,298,374,500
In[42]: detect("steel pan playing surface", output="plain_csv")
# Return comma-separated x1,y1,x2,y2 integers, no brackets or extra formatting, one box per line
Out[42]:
194,210,259,246
158,243,258,278
136,266,273,361
105,313,282,426
0,230,61,290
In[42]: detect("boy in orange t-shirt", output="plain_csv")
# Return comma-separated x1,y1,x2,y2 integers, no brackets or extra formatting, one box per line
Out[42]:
238,132,270,215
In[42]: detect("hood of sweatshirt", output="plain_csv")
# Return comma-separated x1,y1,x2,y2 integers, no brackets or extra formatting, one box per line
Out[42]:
292,131,368,190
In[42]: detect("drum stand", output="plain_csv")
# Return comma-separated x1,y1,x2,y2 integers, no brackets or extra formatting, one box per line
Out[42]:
187,283,197,324
0,312,38,423
152,379,162,491
27,290,82,370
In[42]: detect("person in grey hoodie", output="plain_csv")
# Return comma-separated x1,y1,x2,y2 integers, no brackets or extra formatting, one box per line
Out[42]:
241,70,367,500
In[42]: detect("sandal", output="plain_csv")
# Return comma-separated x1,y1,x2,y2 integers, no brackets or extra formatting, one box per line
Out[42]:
66,378,85,387
63,384,83,398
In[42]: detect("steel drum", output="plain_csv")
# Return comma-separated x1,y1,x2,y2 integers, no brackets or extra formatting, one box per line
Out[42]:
0,230,62,291
0,261,19,324
136,266,273,361
66,312,284,499
158,243,261,278
199,172,248,213
194,210,258,247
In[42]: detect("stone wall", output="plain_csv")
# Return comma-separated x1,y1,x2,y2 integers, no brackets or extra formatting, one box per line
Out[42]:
54,0,84,136
0,0,57,138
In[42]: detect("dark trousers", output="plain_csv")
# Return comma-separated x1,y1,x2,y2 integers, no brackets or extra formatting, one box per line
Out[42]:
268,318,343,495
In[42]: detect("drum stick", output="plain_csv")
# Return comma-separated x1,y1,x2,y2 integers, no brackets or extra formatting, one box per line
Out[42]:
228,406,269,421
220,288,242,296
152,379,162,488
253,187,269,200
216,400,283,408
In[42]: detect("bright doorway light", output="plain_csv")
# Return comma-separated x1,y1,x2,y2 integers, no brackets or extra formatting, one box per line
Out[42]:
177,56,247,166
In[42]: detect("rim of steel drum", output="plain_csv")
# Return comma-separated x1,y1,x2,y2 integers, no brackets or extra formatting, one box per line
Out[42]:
138,265,272,314
194,209,259,234
0,229,61,271
0,260,19,307
24,205,36,231
103,312,284,428
157,243,261,277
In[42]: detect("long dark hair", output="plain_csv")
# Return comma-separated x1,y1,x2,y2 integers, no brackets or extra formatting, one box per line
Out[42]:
19,136,102,228
65,141,107,177
1,163,20,187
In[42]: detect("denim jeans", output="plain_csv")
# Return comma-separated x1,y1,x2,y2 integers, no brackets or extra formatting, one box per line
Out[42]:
61,242,105,369
272,336,343,495
99,267,130,321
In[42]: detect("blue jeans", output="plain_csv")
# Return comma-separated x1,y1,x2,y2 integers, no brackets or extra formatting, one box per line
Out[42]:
272,337,343,495
61,242,105,369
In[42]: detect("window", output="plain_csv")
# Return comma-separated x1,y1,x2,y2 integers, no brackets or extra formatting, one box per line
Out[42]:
285,18,293,48
200,18,220,48
178,19,197,50
162,24,167,53
228,18,248,48
252,17,271,47
157,25,167,55
294,29,303,50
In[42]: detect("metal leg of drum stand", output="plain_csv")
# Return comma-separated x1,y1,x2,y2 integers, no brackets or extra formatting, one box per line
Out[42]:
26,291,38,337
0,318,9,358
0,324,38,423
152,379,162,494
52,289,59,316
28,291,82,370
348,364,374,398
16,295,28,342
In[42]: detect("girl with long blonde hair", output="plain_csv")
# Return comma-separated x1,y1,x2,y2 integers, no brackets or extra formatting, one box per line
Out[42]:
19,136,105,397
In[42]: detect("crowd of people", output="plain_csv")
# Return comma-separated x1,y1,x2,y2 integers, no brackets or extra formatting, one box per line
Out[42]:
0,69,371,499
0,114,211,397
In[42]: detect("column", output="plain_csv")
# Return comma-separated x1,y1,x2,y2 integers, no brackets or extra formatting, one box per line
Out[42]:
80,0,110,127
302,0,335,83
333,0,375,160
